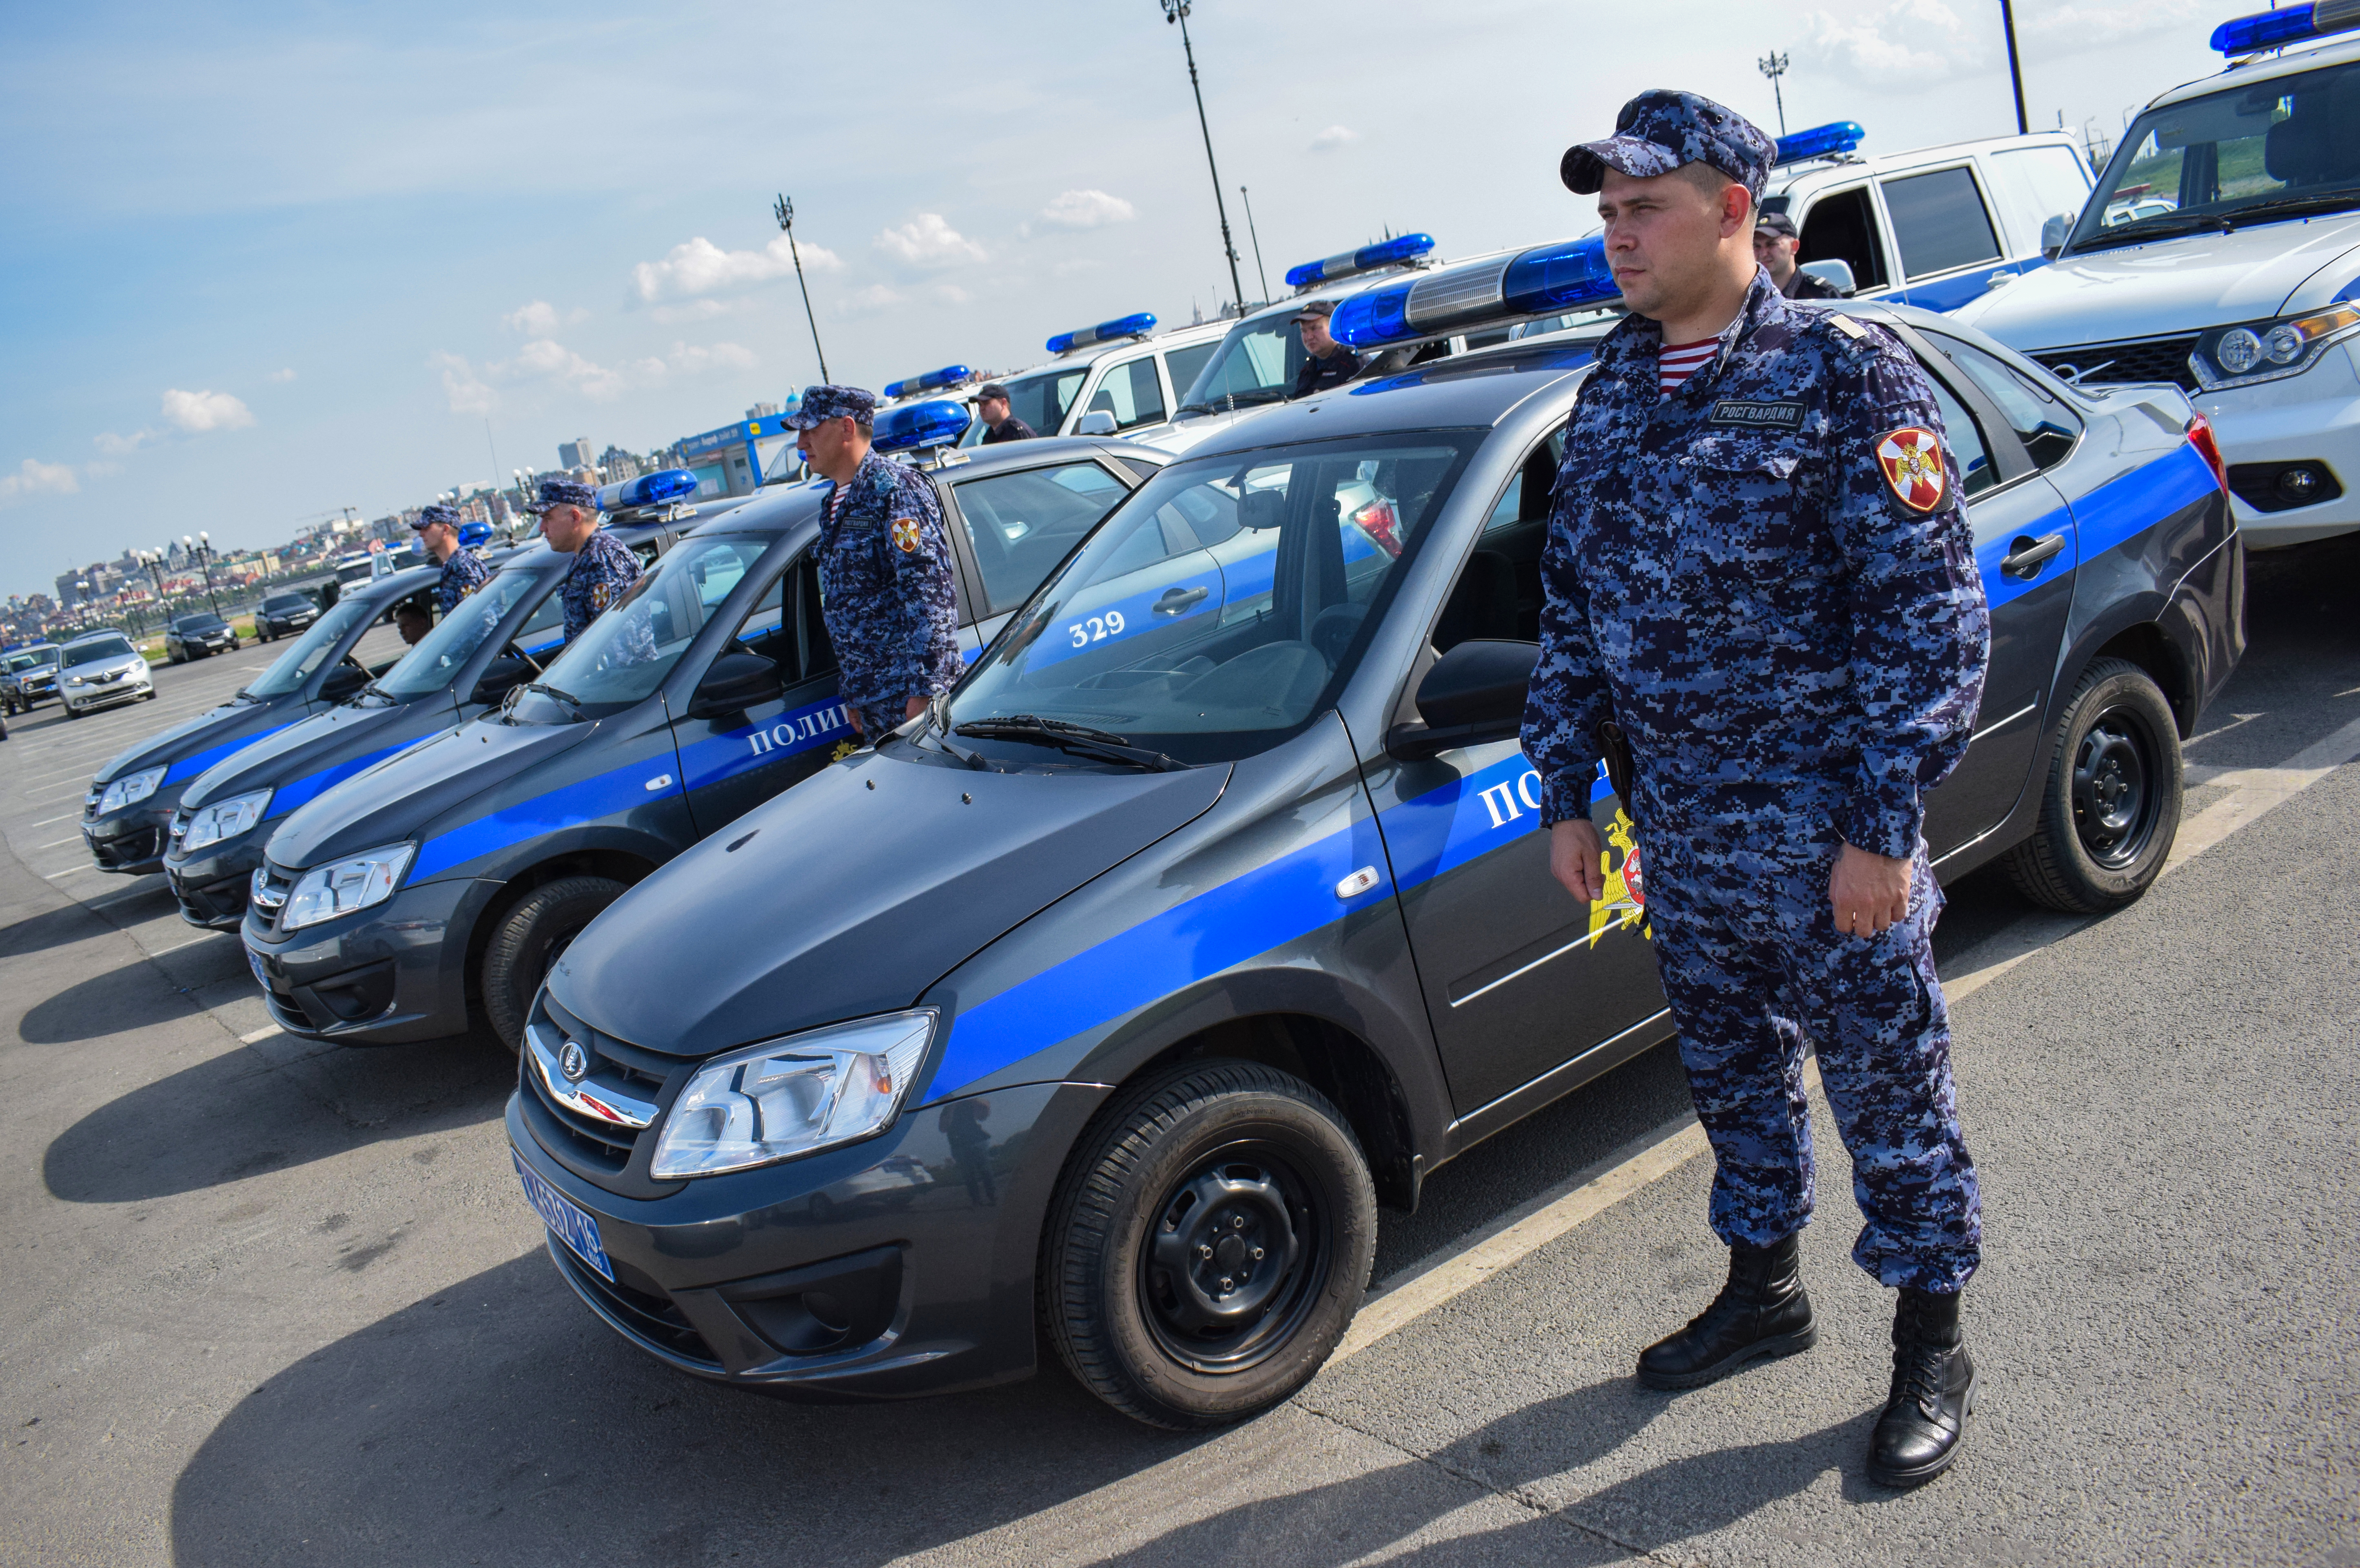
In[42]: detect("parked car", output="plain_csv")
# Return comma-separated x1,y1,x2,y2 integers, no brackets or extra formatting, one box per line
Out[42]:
165,612,240,663
2,644,60,712
57,631,155,718
254,591,322,642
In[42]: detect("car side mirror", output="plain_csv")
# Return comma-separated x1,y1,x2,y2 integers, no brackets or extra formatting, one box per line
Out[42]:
1385,639,1540,761
470,655,531,708
2039,212,2073,259
318,663,368,702
1798,258,1857,296
1077,409,1119,436
687,651,783,721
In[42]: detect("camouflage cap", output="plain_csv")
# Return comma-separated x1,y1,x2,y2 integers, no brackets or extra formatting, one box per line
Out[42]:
526,477,600,515
411,503,462,530
1561,89,1777,200
782,384,878,430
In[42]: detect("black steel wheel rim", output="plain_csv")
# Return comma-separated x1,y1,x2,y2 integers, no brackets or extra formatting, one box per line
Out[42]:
1139,1138,1332,1376
2071,702,2162,870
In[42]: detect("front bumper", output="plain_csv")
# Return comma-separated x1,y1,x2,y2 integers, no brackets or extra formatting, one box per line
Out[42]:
165,832,268,929
241,875,494,1042
508,1073,1112,1402
16,676,57,706
83,800,175,875
2198,343,2360,549
62,674,153,713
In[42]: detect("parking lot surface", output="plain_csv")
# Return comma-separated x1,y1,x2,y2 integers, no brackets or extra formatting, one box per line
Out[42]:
2,545,2356,1567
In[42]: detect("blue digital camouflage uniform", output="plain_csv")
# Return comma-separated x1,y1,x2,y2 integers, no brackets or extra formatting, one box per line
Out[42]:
1519,266,1992,1294
416,504,492,613
559,530,643,645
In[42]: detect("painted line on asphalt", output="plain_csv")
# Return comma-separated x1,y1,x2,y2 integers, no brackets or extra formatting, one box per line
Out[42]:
42,864,92,879
148,933,223,956
29,813,81,827
37,836,81,848
239,1025,283,1044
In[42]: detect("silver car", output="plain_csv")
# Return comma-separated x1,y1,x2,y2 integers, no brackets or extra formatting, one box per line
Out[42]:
56,632,155,718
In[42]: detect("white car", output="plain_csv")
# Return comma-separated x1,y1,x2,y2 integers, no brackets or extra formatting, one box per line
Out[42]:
56,631,155,718
956,312,1235,449
1955,9,2360,549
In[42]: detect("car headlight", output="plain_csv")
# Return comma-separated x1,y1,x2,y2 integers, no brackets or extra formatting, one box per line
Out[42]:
279,842,416,931
649,1010,937,1179
96,766,166,815
180,788,273,853
2193,304,2360,390
65,674,87,687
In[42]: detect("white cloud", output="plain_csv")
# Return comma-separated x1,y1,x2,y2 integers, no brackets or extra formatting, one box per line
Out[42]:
1038,189,1136,230
433,351,497,415
1309,125,1359,152
838,283,906,317
2021,0,2202,50
651,298,733,325
1801,0,1983,80
0,458,80,507
874,213,987,269
630,235,843,303
433,338,753,411
503,301,590,334
161,388,255,434
1052,258,1103,279
266,367,297,383
93,428,158,455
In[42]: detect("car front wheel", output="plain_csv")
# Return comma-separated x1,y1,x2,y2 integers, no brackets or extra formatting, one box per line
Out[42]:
1042,1059,1377,1429
2003,657,2183,914
479,875,628,1052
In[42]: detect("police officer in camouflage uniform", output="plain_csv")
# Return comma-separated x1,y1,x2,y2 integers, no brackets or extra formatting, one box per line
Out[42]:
1522,90,1992,1488
529,477,642,645
412,502,491,614
787,385,963,740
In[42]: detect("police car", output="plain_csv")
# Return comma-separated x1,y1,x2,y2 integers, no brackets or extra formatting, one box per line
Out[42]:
240,422,1171,1052
956,312,1235,447
504,286,2239,1425
1954,6,2360,550
78,567,436,875
3,643,61,712
158,482,707,930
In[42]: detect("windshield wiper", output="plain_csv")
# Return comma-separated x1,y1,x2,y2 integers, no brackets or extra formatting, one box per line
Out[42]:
919,696,992,770
2221,186,2360,228
955,714,1188,772
521,681,587,720
2067,211,2229,255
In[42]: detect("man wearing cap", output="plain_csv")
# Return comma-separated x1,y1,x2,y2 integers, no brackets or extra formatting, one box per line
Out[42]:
789,385,963,740
530,477,642,645
413,502,491,614
1290,299,1365,399
1754,210,1846,299
1523,89,1990,1487
974,385,1036,444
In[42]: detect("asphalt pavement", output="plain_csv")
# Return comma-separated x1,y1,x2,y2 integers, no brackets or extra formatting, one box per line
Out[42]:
2,541,2355,1567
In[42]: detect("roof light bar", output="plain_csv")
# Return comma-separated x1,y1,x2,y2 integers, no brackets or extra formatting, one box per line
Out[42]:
596,469,701,512
884,364,974,400
1773,120,1867,165
1046,313,1156,354
1329,235,1616,352
1284,233,1437,290
872,398,972,454
2211,0,2360,53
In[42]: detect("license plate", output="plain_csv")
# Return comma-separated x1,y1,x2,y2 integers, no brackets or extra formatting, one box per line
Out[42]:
246,946,271,990
512,1147,614,1281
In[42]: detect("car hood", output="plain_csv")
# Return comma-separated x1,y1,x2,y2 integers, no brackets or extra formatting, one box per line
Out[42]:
182,694,448,814
94,697,297,788
265,715,594,870
1955,214,2360,349
549,746,1231,1060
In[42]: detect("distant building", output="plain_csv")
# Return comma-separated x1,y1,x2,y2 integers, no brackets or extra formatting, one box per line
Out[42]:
746,402,780,419
557,437,596,470
598,445,644,483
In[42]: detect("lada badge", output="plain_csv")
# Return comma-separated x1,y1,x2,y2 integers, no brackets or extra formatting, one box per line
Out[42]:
559,1041,589,1083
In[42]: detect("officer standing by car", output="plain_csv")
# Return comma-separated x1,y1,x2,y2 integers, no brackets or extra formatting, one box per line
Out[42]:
1524,90,1992,1487
787,384,963,739
973,383,1036,444
1752,210,1844,299
1290,299,1365,398
413,502,491,613
530,477,641,644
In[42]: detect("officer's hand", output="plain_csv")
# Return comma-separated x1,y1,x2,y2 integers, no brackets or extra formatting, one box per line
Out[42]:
1830,843,1911,938
1549,819,1608,904
845,708,863,736
904,695,929,722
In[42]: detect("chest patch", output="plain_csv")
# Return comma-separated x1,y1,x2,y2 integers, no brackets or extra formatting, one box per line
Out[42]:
889,518,921,554
1876,426,1949,513
1707,399,1805,431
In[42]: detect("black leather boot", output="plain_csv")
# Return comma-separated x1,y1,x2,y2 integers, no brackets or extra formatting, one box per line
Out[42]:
1636,1234,1817,1390
1868,1287,1977,1486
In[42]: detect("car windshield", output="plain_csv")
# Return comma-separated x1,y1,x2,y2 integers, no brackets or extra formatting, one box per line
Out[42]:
1176,312,1306,414
2071,58,2360,251
505,532,779,724
244,594,377,696
949,431,1480,764
22,649,57,668
371,566,546,699
178,615,226,632
264,594,310,612
65,636,136,667
999,368,1084,435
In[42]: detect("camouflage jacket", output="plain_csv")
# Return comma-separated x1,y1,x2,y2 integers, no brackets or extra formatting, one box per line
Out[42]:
559,529,641,645
435,547,491,615
1519,269,1989,861
816,452,963,710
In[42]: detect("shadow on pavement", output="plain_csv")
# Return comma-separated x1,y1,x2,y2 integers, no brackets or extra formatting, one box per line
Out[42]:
18,953,207,1042
169,1251,1208,1568
0,897,130,961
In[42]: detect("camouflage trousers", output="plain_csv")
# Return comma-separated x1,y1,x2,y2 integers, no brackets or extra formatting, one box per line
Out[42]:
1643,824,1981,1293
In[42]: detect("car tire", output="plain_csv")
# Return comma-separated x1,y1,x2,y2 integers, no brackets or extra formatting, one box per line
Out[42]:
63,700,78,720
1042,1059,1377,1430
2003,657,2183,915
480,875,630,1053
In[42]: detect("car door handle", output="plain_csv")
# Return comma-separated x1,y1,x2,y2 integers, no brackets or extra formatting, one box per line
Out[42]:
2001,532,2065,578
1986,268,2017,288
1153,586,1210,615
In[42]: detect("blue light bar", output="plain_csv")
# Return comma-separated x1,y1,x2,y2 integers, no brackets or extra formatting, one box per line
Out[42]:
1284,233,1437,290
1329,235,1617,352
2211,2,2357,52
872,398,971,453
1773,120,1867,165
595,468,701,511
884,363,974,400
1046,312,1156,354
458,520,493,548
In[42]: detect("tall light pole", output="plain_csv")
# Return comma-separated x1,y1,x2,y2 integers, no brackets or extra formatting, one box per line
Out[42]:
772,195,831,384
184,533,222,618
1998,0,2029,135
1238,185,1271,304
1757,49,1791,136
1159,1,1247,315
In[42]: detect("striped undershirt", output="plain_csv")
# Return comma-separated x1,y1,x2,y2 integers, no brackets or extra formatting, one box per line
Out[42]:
1657,338,1719,396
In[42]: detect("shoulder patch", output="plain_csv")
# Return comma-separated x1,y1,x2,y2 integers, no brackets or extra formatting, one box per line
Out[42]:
1876,425,1949,513
889,518,920,554
1829,313,1868,341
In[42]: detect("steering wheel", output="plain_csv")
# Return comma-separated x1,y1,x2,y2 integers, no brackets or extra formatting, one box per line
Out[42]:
509,642,546,676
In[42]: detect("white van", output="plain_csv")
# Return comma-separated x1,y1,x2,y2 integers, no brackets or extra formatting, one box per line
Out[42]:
957,312,1235,448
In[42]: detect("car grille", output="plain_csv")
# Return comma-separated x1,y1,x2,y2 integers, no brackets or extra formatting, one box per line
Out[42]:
249,863,295,927
522,992,680,1176
169,806,191,852
2027,335,2200,392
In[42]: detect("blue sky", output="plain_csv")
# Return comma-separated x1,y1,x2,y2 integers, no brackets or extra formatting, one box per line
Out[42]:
0,0,2222,600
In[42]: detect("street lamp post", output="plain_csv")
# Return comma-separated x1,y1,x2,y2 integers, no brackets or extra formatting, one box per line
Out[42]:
771,195,832,384
184,533,222,619
1998,0,2029,135
1158,0,1248,315
1757,49,1791,136
1239,184,1271,305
